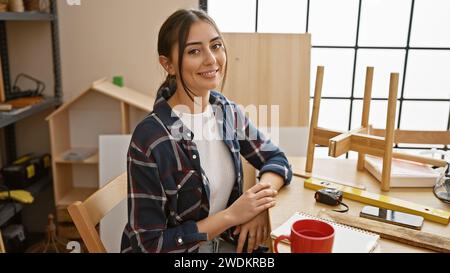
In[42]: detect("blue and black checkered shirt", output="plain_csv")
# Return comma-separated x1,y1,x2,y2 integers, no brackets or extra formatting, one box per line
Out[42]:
121,87,292,253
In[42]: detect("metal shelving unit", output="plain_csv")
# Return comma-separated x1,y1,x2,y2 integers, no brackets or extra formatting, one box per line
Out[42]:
0,174,52,227
0,12,54,21
0,0,62,163
0,1,62,227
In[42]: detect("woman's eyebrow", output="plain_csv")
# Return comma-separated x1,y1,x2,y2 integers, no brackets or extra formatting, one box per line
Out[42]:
186,36,222,46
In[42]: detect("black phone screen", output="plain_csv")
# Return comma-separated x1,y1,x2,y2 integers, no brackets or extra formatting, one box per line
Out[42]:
360,206,424,230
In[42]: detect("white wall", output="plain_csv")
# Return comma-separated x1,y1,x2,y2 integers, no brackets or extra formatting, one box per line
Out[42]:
57,0,199,101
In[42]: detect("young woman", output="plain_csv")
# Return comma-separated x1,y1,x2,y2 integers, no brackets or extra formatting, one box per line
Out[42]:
121,9,292,253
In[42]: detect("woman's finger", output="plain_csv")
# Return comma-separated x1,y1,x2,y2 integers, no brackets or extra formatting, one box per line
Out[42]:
247,230,256,253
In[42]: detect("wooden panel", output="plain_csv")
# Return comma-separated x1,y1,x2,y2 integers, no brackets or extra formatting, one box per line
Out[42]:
93,79,154,112
57,222,81,240
56,207,72,223
53,163,73,205
57,187,97,207
222,33,311,127
0,55,5,103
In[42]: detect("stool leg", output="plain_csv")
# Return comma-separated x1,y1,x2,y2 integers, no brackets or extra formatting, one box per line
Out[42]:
381,73,399,191
358,67,374,171
306,66,324,173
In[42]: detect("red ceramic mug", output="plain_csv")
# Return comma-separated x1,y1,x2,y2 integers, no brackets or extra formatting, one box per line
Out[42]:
273,219,335,253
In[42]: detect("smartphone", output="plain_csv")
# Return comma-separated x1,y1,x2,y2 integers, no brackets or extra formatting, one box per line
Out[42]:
359,206,424,230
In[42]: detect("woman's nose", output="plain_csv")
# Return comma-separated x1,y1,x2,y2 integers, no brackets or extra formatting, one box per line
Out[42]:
203,49,217,65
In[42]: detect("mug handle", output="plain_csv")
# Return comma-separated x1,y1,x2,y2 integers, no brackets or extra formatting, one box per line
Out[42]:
273,235,290,253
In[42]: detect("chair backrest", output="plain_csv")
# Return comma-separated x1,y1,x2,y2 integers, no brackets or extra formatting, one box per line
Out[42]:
68,172,127,253
0,230,5,253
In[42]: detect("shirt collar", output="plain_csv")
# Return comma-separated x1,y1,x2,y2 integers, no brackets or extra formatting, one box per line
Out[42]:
153,86,227,140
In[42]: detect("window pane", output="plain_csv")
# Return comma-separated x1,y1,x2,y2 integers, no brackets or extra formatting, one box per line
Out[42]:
354,49,405,98
258,0,307,33
311,48,355,97
309,0,359,46
208,0,256,33
310,99,350,131
411,0,450,47
358,0,411,47
351,100,400,129
400,101,448,130
404,50,450,99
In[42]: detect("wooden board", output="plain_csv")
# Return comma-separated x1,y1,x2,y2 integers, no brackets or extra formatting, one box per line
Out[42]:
321,211,450,253
222,33,310,127
0,55,5,103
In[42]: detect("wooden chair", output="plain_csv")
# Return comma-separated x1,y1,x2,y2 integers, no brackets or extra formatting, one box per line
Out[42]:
68,172,127,253
0,230,5,253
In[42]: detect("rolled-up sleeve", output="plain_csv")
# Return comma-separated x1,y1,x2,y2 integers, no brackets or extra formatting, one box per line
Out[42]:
125,139,207,253
236,105,292,185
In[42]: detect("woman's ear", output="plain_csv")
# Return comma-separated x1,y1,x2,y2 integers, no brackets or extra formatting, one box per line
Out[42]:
159,56,175,75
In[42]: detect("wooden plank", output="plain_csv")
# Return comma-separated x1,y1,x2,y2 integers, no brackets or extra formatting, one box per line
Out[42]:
0,55,5,103
321,211,450,253
93,79,154,113
56,207,73,223
351,134,386,154
329,133,352,157
313,127,342,146
371,129,450,145
57,187,98,207
304,178,450,225
222,33,311,127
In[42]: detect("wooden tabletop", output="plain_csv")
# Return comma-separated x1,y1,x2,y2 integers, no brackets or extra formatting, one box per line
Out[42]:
269,157,450,253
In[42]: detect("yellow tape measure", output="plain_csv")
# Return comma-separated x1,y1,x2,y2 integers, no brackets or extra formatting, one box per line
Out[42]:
304,178,450,225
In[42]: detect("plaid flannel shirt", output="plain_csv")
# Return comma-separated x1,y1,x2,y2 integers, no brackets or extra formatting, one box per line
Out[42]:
121,87,292,253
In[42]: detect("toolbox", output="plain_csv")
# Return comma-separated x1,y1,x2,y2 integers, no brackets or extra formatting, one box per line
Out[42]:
1,154,51,189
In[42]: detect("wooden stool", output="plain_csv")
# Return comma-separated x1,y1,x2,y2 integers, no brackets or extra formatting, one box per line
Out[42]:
306,66,449,191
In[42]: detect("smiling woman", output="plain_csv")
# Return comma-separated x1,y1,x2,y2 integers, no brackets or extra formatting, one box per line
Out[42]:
120,9,292,254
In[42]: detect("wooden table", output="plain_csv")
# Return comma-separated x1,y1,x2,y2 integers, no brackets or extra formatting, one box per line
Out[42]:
269,157,450,253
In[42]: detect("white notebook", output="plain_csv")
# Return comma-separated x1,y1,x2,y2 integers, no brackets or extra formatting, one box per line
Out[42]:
271,212,380,253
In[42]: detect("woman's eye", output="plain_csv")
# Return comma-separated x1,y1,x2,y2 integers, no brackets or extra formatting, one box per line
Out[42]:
188,49,200,55
212,43,223,50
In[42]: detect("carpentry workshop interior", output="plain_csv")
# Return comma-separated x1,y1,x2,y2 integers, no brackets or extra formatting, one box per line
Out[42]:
0,0,449,255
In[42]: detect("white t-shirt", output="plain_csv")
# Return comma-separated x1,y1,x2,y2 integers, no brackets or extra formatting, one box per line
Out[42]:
173,105,236,216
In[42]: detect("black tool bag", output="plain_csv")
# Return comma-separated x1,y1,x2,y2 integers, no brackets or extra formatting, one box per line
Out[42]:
1,154,51,190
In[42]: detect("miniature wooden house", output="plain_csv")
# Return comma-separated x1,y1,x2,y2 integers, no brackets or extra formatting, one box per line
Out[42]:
46,78,154,238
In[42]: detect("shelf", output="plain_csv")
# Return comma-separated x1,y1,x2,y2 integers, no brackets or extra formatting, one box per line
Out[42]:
0,97,61,128
55,153,99,165
57,187,97,207
0,12,54,21
0,174,52,226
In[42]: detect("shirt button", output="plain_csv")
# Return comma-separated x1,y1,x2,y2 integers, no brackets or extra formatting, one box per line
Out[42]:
177,184,181,189
177,237,183,245
193,155,197,159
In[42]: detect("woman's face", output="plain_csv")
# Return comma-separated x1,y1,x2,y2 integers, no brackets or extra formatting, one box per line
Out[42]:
171,20,226,95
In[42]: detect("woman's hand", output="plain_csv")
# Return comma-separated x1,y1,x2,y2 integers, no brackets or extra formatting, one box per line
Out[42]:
225,182,277,227
233,210,269,253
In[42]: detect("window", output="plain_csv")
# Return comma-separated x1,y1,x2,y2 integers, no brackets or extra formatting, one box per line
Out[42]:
205,0,450,157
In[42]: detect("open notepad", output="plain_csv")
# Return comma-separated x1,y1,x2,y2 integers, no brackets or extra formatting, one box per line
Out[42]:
271,212,380,253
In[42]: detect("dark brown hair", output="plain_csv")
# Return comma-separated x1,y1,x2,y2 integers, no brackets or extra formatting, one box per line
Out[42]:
157,9,227,100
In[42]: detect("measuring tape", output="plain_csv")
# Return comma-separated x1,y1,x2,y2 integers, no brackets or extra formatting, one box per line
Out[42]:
304,178,450,225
